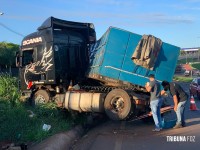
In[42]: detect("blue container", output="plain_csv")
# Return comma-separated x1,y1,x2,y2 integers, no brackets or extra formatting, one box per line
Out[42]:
161,119,177,129
88,27,180,87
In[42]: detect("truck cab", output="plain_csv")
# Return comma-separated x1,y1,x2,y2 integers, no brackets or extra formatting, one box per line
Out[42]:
16,17,96,98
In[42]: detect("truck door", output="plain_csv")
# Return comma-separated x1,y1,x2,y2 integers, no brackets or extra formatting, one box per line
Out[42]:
19,49,35,91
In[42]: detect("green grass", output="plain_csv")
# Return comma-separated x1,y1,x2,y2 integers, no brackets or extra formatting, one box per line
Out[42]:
0,74,20,106
173,76,193,82
191,63,200,70
177,58,199,64
0,101,75,143
0,74,84,144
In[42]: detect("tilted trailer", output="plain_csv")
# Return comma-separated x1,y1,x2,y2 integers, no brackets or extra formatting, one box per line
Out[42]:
16,17,180,121
64,27,180,120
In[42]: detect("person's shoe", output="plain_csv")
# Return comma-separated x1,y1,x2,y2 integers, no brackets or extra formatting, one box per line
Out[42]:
152,128,161,132
182,123,186,127
173,124,183,129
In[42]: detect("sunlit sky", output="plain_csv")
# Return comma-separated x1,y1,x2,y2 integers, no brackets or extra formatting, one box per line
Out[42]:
0,0,200,48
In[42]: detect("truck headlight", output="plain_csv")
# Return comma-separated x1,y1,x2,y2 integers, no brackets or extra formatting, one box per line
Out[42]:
90,23,95,29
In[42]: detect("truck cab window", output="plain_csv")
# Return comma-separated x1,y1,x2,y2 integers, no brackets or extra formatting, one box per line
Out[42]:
22,50,34,66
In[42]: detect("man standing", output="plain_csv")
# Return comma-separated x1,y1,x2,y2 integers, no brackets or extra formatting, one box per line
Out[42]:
161,81,188,128
145,74,162,131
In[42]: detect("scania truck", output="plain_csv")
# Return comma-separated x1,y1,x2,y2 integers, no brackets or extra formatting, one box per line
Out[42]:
16,17,180,120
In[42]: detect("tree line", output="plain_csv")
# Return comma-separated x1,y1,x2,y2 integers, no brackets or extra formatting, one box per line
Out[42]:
0,42,19,74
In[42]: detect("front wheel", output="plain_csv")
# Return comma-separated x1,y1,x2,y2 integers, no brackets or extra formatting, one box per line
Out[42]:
104,89,132,121
32,89,50,105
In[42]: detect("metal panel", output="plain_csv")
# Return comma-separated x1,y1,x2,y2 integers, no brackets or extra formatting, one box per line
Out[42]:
88,27,180,87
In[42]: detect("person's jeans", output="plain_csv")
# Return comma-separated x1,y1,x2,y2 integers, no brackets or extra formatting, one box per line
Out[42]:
176,100,187,125
150,98,163,129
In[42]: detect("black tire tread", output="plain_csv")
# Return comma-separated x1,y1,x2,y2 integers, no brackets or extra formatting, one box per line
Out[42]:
104,89,132,121
33,89,50,105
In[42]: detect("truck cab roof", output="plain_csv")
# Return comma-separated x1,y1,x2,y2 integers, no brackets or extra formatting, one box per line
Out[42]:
37,16,94,30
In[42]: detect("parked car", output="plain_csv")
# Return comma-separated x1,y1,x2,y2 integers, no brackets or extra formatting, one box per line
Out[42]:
175,65,182,73
184,69,200,76
189,77,200,100
184,70,190,76
192,69,200,76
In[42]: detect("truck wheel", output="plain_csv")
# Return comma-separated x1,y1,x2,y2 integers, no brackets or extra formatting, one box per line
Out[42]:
33,90,50,105
104,89,132,121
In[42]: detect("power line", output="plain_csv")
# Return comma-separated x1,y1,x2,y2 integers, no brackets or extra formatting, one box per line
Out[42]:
0,22,24,37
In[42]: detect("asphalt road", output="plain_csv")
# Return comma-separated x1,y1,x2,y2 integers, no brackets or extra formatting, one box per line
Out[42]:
71,83,200,150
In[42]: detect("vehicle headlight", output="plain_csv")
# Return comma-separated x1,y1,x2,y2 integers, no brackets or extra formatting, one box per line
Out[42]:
90,23,95,29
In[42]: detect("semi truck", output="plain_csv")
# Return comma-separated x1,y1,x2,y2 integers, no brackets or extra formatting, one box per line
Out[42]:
16,17,180,121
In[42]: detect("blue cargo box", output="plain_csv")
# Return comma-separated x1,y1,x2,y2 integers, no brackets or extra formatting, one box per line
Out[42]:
88,27,180,88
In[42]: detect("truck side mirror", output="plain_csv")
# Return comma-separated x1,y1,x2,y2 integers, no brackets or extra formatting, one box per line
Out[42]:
15,52,22,68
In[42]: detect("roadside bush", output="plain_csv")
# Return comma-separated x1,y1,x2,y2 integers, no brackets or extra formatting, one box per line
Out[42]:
191,63,200,70
0,74,20,106
0,74,85,144
0,102,73,143
173,76,193,82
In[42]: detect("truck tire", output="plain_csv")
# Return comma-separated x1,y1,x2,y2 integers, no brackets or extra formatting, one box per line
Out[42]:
104,89,132,121
33,90,50,105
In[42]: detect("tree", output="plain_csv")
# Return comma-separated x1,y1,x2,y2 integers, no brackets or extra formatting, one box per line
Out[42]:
0,42,19,74
180,50,186,56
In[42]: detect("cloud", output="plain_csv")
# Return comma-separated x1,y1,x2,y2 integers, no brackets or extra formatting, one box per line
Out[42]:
140,14,194,24
1,0,195,29
186,0,200,3
86,0,136,6
3,15,44,22
170,4,200,10
3,11,193,28
59,11,194,25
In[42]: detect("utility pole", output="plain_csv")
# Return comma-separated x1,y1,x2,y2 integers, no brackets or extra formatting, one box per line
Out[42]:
198,37,200,61
0,11,3,72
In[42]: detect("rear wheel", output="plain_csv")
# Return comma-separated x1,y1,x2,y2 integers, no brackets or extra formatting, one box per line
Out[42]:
104,89,132,121
32,90,50,105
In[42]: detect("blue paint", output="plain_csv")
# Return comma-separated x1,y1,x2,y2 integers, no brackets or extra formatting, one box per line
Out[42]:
88,27,180,87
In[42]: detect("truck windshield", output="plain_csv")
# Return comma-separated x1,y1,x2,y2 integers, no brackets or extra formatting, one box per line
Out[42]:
22,49,34,66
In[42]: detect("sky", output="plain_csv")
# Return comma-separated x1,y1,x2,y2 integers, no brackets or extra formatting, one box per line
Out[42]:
0,0,200,48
